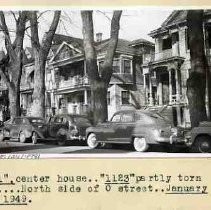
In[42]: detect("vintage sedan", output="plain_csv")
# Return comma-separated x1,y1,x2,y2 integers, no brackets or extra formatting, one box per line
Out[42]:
185,121,211,153
0,117,47,144
47,114,92,146
86,110,183,152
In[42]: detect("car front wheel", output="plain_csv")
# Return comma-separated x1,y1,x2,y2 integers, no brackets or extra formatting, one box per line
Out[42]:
133,137,149,152
193,136,211,153
32,132,38,144
87,133,99,149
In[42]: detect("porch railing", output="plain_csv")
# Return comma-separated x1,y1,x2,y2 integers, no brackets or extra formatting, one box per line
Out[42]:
58,75,90,89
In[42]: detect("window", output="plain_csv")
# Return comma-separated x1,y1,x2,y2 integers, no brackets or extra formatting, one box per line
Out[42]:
121,91,130,105
121,113,134,122
98,60,104,75
111,113,121,122
112,59,120,74
59,98,65,109
123,60,131,74
107,91,110,105
162,37,172,50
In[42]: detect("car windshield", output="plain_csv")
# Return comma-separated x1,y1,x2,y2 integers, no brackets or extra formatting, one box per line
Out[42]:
28,118,45,124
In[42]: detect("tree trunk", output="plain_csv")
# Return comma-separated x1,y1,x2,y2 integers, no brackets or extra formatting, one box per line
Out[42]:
91,80,108,124
8,85,20,118
81,11,121,125
30,57,46,117
0,11,27,119
29,11,60,118
187,10,207,127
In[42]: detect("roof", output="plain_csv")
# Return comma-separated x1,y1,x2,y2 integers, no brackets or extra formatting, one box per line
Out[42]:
129,38,154,47
24,33,153,65
161,10,188,28
149,10,211,38
96,39,136,55
53,34,84,51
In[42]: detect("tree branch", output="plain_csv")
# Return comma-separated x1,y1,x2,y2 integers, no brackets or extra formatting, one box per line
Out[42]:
81,10,100,81
41,10,61,57
0,11,14,57
0,54,11,87
101,10,122,83
29,11,40,51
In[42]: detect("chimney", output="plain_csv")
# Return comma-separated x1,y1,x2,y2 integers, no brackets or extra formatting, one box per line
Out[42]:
96,33,103,42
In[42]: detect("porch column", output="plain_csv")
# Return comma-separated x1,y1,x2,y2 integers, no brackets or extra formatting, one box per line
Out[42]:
84,89,88,105
176,106,182,126
84,60,87,75
158,82,163,105
168,69,172,105
157,74,163,106
143,74,147,105
149,74,153,106
175,68,181,102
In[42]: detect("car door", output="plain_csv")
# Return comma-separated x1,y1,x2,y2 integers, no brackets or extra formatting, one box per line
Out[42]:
110,112,135,143
48,116,67,137
106,112,123,142
9,118,23,139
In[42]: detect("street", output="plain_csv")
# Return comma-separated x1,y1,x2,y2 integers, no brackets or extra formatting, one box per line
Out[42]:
0,139,205,156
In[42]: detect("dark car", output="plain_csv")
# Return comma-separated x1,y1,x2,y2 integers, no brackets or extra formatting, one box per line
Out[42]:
184,121,211,153
86,109,183,152
0,117,47,144
46,114,92,145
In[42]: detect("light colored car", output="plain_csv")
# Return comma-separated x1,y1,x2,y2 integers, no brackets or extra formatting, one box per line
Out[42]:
86,109,183,152
185,121,211,153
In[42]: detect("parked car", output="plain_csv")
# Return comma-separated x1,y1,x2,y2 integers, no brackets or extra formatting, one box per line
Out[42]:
184,121,211,153
0,117,47,144
46,114,92,146
86,109,184,152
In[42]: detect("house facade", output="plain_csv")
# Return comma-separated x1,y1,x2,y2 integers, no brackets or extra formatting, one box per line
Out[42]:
142,10,211,127
20,34,154,120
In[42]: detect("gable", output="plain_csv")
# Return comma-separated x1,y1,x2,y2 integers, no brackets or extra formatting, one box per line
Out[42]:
51,42,82,62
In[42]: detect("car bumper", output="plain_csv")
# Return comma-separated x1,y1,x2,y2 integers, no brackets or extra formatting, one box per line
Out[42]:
155,134,186,145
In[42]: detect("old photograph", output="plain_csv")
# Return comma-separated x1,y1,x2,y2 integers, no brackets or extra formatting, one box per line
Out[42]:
0,9,210,155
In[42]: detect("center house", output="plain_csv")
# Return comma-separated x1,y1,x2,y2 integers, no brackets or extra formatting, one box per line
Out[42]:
20,33,154,120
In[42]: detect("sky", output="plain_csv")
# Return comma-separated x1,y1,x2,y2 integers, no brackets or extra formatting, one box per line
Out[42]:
0,9,173,49
39,9,173,42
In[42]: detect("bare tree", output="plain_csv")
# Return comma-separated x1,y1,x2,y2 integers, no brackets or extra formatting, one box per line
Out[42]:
187,10,208,127
0,11,28,119
81,10,122,124
29,11,61,117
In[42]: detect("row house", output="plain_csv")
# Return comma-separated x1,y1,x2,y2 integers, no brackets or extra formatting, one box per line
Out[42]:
20,34,154,120
142,10,211,127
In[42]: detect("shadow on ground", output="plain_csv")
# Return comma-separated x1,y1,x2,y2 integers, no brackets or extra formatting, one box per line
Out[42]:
63,144,190,154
